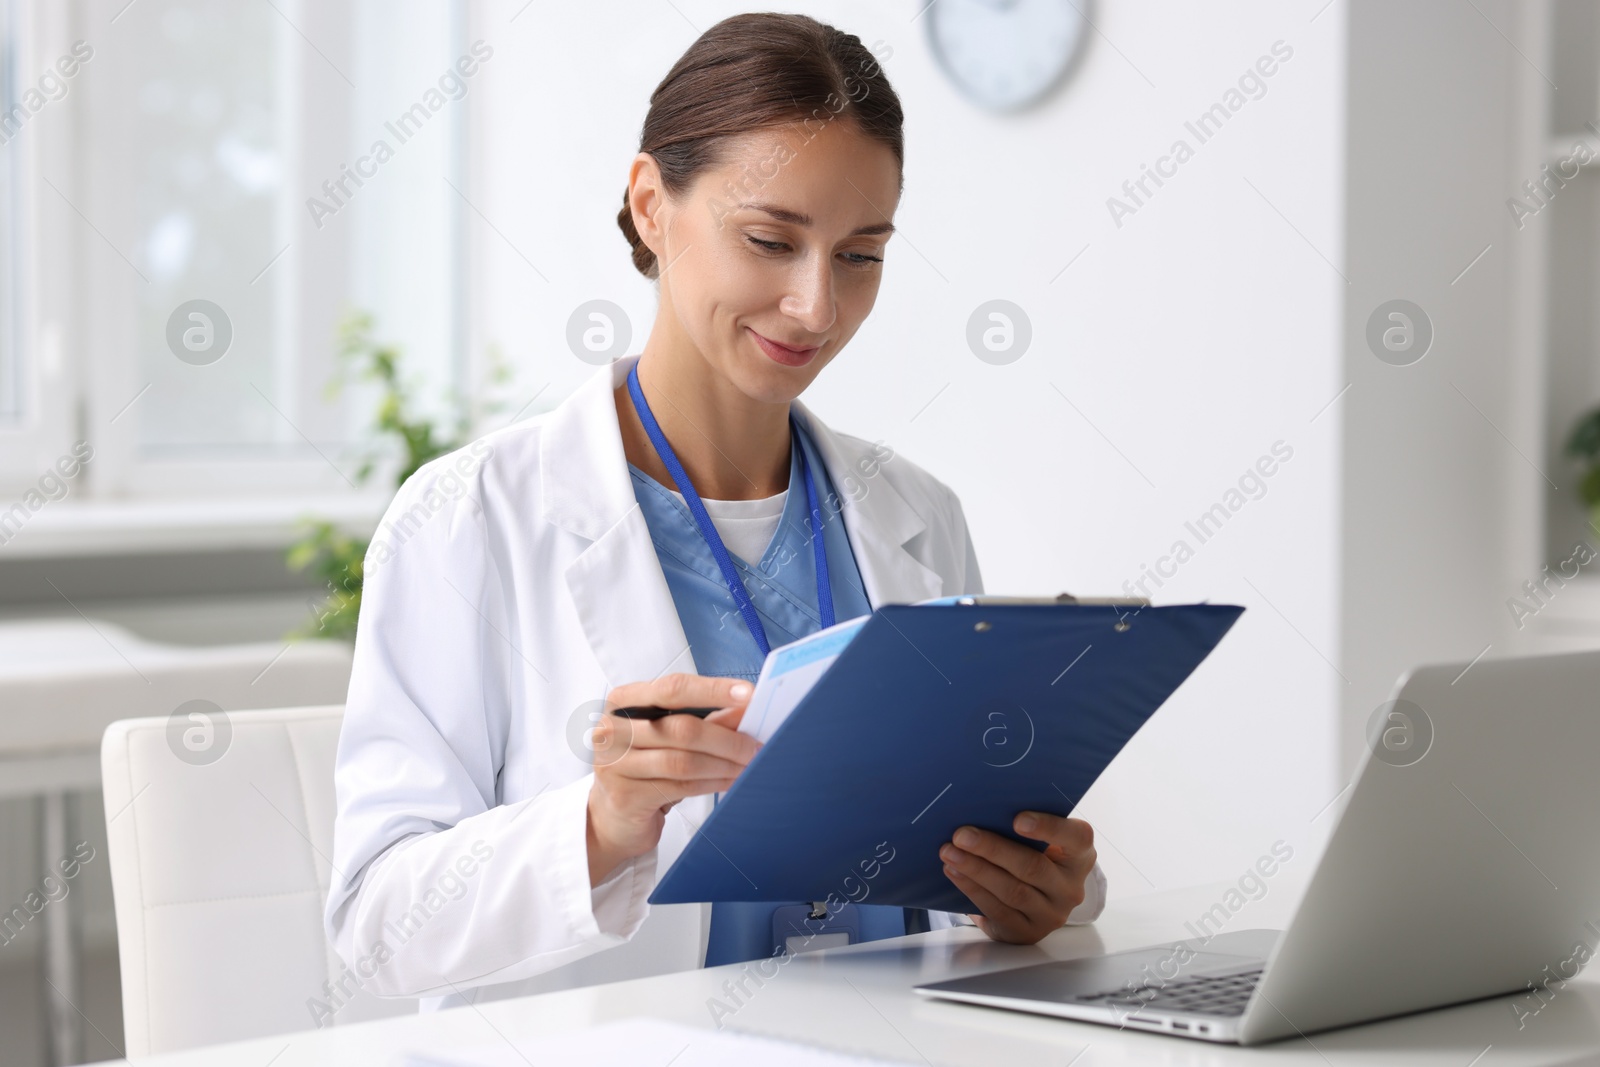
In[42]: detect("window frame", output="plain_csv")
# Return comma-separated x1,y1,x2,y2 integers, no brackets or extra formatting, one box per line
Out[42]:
0,0,20,424
0,0,77,494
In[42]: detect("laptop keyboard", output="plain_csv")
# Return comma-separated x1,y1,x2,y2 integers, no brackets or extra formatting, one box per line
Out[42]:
1075,966,1263,1017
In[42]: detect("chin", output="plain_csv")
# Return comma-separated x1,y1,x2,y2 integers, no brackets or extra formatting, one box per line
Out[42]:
735,363,812,407
722,342,823,405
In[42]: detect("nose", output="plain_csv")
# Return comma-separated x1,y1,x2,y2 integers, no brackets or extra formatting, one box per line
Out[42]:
778,251,837,337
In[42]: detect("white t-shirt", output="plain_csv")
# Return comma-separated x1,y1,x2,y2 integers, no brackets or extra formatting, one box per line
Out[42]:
666,487,788,566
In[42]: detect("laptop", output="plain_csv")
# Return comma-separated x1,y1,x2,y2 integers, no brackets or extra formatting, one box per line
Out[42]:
915,648,1600,1044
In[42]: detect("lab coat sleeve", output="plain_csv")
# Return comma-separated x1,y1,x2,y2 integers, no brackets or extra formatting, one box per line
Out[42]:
1066,861,1108,925
324,454,650,999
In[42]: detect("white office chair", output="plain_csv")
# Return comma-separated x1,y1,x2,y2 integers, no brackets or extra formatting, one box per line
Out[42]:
101,705,415,1057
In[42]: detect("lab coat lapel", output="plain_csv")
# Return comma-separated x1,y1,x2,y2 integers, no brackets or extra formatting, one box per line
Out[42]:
543,359,947,690
543,356,698,687
792,400,947,607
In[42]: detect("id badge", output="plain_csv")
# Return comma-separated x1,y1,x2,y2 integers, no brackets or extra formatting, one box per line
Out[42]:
770,902,862,957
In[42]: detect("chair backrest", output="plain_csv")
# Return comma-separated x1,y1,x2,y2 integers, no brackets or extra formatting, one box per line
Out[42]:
101,705,414,1056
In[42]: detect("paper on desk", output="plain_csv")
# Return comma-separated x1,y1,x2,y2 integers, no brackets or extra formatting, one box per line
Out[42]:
399,1016,915,1067
737,597,967,745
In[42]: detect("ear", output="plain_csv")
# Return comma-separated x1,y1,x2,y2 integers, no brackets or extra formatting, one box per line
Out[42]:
627,153,669,266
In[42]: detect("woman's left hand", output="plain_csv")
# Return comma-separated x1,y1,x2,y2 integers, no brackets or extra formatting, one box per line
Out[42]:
940,812,1097,944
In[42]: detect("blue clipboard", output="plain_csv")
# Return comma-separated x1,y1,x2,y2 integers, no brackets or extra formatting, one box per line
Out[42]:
649,599,1244,914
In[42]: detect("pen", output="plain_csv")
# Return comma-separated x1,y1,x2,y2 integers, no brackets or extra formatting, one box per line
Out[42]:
610,705,721,720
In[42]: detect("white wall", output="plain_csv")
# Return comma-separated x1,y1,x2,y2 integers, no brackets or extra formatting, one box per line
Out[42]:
467,0,1347,895
1339,0,1513,777
1336,0,1597,778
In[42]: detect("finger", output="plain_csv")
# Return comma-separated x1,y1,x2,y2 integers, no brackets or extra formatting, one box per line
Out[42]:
942,837,1057,916
607,673,753,714
618,748,751,784
1014,812,1094,853
638,775,741,809
639,710,762,761
633,777,699,810
942,862,1028,929
1015,813,1097,879
627,712,763,766
704,705,747,731
950,826,1064,895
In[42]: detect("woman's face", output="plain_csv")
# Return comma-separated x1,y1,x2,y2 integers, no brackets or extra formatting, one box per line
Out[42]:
634,119,901,405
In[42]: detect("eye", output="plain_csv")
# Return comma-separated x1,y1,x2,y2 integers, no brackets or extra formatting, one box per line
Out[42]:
745,235,788,253
840,251,883,268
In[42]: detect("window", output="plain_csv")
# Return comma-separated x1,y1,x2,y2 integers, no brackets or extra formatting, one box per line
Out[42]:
124,0,291,456
4,0,470,499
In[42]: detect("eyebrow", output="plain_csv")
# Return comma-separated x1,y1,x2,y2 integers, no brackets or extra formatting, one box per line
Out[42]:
738,202,895,237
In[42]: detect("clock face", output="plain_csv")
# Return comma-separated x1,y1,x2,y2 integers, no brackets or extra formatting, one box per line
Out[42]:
927,0,1089,112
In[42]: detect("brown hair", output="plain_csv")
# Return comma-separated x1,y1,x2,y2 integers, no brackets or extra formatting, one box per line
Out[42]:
616,12,904,279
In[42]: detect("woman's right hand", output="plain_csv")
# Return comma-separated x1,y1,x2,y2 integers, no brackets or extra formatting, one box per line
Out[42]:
585,673,760,886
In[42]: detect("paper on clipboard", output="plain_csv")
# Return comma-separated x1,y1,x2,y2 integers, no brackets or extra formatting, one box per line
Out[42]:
737,614,869,744
737,596,967,745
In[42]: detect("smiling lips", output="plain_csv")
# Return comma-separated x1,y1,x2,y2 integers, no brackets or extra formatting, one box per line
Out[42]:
749,328,821,368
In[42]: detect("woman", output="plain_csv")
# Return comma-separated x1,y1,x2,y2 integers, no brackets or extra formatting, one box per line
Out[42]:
327,12,1104,1010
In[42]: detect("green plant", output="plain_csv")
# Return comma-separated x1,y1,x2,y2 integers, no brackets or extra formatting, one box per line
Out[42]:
287,310,511,640
288,520,367,641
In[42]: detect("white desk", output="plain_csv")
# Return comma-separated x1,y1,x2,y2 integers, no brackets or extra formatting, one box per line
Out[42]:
89,877,1600,1066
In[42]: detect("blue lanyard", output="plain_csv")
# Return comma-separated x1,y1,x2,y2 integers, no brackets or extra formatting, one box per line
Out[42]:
626,362,833,657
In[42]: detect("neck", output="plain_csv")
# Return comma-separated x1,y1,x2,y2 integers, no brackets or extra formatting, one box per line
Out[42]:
616,341,792,502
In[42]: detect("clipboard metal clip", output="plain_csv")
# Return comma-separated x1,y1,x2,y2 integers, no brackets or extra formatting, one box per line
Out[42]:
952,593,1152,607
951,593,1150,633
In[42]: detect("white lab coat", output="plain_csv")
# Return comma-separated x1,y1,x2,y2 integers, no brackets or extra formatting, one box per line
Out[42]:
325,354,1104,1009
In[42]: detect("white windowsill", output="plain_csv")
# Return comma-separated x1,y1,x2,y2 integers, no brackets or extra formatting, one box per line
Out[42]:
0,495,389,560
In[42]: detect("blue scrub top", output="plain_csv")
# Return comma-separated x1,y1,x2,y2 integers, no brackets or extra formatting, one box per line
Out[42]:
628,411,910,965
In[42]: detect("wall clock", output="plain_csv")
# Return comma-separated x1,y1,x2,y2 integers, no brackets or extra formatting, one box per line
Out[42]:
926,0,1091,112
